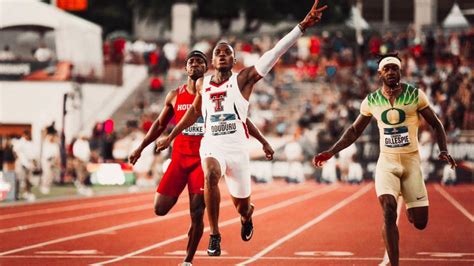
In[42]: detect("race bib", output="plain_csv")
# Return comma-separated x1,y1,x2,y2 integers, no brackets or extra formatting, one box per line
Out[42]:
384,126,410,148
210,113,237,136
182,117,204,136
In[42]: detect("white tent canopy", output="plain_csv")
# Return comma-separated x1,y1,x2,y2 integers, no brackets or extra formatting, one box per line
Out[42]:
0,0,103,78
443,3,470,28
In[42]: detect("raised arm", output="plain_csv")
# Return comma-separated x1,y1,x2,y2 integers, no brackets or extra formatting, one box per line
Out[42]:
156,79,203,152
129,90,176,165
313,114,372,167
419,107,457,168
246,118,274,160
237,0,328,99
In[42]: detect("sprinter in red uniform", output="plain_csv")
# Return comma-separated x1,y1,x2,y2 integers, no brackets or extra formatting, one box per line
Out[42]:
129,50,274,266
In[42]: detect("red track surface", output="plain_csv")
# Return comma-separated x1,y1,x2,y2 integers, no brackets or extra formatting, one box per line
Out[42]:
0,181,472,265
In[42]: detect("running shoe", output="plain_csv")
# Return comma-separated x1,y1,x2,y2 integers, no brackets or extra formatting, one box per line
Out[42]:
207,234,221,256
241,217,254,241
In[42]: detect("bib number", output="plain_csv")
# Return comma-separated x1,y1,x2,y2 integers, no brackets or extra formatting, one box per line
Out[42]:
384,126,410,148
210,114,237,136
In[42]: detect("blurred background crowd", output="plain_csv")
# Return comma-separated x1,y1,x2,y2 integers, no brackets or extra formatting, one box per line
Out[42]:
0,0,472,202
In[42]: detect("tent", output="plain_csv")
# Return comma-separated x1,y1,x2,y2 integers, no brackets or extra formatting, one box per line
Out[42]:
443,3,470,28
0,0,103,78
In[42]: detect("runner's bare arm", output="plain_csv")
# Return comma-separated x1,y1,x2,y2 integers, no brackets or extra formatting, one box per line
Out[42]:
246,118,274,160
156,79,203,151
129,90,176,164
419,106,457,168
313,114,371,167
237,0,328,99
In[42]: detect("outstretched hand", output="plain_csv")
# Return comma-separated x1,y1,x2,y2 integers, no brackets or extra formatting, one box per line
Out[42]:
438,151,457,169
128,148,142,165
156,137,171,152
299,0,328,30
312,151,333,168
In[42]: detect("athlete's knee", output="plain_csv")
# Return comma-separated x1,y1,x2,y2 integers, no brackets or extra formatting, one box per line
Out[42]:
190,205,205,224
205,170,220,187
414,221,427,230
154,205,171,216
414,218,428,230
380,200,397,225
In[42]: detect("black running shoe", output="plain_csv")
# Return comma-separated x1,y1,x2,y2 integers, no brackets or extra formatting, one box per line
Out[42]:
241,218,254,241
207,234,221,256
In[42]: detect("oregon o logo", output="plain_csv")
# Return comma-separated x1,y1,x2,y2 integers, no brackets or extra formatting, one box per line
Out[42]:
381,108,406,125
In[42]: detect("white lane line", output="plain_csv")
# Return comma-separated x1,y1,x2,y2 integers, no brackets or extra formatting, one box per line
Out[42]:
236,184,373,266
1,255,473,262
0,194,152,220
435,184,474,222
0,181,275,221
90,184,340,265
379,196,403,266
0,182,289,232
0,204,152,233
0,183,306,256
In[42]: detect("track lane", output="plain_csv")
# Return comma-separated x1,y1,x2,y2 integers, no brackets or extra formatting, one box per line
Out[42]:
0,181,308,262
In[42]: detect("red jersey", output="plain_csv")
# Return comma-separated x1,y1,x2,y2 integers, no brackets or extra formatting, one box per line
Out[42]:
172,85,204,155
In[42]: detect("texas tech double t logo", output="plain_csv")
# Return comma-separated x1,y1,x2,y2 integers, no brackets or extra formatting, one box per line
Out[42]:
210,91,227,112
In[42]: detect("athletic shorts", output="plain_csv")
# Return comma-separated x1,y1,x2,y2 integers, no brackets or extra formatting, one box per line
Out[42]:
200,140,251,199
375,151,429,209
156,152,204,197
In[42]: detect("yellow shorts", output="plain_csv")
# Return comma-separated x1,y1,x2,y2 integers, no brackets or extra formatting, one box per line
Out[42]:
375,151,429,209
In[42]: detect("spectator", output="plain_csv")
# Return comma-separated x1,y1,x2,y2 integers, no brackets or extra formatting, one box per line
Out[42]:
13,130,37,202
72,132,93,196
40,131,60,195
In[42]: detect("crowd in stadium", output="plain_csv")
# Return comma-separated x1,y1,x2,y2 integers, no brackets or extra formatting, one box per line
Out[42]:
2,26,471,201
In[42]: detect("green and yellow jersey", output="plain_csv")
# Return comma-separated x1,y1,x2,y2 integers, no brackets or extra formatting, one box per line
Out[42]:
360,83,430,154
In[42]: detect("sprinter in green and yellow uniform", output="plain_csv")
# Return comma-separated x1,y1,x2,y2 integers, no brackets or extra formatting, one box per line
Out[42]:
313,53,457,266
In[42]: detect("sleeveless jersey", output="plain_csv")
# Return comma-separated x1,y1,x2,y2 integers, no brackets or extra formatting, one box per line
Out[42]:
360,83,430,154
200,73,250,147
173,85,204,155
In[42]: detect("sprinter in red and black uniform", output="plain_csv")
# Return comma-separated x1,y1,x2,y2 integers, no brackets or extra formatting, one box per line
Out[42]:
129,50,273,266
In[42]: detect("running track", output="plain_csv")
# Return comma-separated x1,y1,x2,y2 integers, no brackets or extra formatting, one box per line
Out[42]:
0,181,472,265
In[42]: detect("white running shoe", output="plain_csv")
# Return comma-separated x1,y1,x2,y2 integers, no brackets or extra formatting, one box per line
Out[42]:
22,192,36,202
178,262,192,266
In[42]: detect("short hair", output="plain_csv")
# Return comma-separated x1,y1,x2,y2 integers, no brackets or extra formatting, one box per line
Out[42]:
212,41,235,57
377,53,402,64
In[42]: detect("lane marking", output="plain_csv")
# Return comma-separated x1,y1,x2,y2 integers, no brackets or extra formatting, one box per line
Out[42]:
236,184,373,266
417,252,474,258
0,194,151,220
1,181,294,232
294,251,353,256
35,250,101,255
91,184,340,265
0,180,278,221
379,196,403,266
435,184,474,222
165,250,228,256
0,254,473,262
0,183,306,256
0,205,151,233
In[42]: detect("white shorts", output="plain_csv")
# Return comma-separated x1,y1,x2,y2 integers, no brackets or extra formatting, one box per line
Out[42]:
375,151,429,209
200,140,251,199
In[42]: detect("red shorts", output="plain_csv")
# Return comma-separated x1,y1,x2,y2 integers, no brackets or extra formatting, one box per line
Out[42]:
156,152,204,197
